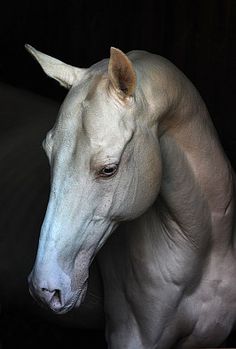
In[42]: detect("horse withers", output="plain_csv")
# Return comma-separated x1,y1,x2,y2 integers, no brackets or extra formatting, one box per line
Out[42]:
26,44,236,349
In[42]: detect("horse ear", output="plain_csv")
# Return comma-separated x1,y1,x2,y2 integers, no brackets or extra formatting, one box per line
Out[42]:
108,47,136,98
25,44,84,89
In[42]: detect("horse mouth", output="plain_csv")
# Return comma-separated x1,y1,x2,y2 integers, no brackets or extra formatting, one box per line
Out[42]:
50,299,77,314
52,282,88,314
49,280,89,315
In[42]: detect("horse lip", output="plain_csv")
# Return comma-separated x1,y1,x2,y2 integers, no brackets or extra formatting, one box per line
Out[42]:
48,294,77,314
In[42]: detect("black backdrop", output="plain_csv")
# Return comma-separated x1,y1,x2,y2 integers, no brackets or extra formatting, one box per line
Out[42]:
0,0,236,348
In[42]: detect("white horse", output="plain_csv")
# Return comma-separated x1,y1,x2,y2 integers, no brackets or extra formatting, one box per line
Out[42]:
26,44,236,348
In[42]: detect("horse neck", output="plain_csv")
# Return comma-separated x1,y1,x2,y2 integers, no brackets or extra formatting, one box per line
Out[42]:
158,94,234,248
123,83,235,281
135,54,234,241
118,93,235,290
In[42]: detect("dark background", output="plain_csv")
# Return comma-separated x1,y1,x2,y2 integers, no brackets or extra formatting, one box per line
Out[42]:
0,0,236,348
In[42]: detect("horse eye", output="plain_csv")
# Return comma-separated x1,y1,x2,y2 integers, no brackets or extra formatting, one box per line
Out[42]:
99,164,118,178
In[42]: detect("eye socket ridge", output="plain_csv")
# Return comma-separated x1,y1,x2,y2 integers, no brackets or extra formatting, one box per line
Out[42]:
97,163,119,178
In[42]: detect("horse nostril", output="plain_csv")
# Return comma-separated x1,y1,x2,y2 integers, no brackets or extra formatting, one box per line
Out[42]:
41,287,52,292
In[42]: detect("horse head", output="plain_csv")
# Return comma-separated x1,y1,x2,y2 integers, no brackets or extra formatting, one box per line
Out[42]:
26,45,161,314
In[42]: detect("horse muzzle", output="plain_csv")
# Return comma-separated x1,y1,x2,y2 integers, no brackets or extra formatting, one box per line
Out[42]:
28,270,88,314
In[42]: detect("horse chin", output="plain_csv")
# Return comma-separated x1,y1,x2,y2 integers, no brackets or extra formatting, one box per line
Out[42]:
50,301,76,315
